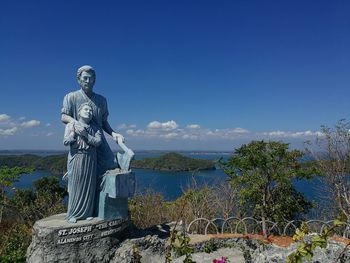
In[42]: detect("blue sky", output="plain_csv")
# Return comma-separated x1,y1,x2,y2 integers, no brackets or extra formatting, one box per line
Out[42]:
1,0,349,151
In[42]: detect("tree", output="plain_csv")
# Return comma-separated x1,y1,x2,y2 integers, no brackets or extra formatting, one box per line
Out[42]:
0,166,33,223
306,120,350,225
0,176,66,262
10,176,67,222
221,140,317,237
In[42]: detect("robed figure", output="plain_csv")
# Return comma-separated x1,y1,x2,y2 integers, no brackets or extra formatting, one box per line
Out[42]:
63,103,102,223
61,65,124,177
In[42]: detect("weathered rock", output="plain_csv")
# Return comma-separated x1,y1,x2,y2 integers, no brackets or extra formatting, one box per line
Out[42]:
174,247,245,263
310,240,350,262
251,239,350,263
111,236,168,263
26,218,350,263
26,213,131,263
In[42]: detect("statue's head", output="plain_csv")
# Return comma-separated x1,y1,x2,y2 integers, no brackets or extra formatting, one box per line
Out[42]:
77,65,96,94
78,102,93,123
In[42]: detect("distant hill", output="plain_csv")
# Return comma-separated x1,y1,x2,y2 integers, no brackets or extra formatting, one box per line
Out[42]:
0,152,216,174
0,154,67,175
131,152,216,172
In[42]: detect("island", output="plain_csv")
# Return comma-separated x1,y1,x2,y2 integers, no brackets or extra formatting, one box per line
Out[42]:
0,154,67,175
130,152,216,172
0,152,216,174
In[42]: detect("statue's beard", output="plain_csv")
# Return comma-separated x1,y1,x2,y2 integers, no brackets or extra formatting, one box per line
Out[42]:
80,83,93,93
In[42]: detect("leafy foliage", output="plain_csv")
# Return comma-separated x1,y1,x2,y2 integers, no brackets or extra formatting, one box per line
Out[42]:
287,220,346,263
0,166,33,225
203,239,218,253
0,175,67,262
10,176,67,222
0,224,32,263
172,231,195,262
221,141,318,236
166,230,196,263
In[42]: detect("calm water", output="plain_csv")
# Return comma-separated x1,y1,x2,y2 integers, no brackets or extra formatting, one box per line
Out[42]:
9,152,320,201
133,168,228,200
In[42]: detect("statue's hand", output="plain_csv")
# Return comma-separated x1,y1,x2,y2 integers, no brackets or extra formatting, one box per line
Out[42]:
75,124,87,138
112,132,124,144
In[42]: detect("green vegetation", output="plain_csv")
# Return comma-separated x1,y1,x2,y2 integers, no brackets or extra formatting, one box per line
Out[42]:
0,166,34,263
287,219,347,263
220,140,318,237
0,152,215,174
306,119,350,223
1,121,349,261
0,166,34,223
131,152,216,171
167,231,195,263
0,154,67,176
0,173,66,262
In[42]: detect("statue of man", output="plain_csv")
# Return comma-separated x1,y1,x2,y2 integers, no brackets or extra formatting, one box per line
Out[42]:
61,65,124,176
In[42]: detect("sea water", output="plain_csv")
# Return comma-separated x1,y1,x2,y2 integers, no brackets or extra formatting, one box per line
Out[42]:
9,152,320,201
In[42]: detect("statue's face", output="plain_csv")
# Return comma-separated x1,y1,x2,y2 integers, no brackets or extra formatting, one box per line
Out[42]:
79,105,93,122
79,71,95,93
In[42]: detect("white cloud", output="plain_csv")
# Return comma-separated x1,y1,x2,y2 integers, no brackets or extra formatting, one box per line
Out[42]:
21,120,41,128
19,116,26,121
118,123,136,130
262,130,322,138
263,130,286,137
113,119,323,143
0,114,11,122
199,127,251,140
147,120,178,130
126,129,134,135
186,124,201,129
231,127,250,134
182,134,199,140
0,127,18,136
160,132,179,139
46,123,51,127
126,129,145,136
46,132,54,137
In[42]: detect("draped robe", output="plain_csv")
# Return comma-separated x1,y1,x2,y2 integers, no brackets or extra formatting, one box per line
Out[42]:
63,122,102,220
62,89,118,176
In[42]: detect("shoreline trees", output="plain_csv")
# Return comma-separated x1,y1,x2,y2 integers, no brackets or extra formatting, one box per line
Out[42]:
221,140,318,238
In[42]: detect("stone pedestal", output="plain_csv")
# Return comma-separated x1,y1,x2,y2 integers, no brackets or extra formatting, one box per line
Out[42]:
26,213,131,263
98,169,135,220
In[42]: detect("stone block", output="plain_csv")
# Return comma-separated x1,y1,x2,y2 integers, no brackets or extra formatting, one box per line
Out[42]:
98,170,135,220
26,213,131,263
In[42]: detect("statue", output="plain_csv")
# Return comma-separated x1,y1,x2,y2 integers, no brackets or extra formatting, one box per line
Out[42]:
63,103,101,223
62,65,135,223
26,65,135,263
61,65,123,177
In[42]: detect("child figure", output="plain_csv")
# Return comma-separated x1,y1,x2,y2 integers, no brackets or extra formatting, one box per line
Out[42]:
63,102,102,223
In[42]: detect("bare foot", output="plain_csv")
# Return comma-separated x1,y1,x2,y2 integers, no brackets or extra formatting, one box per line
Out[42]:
68,217,77,223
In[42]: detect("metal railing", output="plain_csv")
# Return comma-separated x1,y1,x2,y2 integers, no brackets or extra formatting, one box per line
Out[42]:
186,217,350,237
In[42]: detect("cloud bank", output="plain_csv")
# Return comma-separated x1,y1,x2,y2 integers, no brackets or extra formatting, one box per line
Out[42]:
124,120,322,142
21,120,41,128
147,120,178,130
0,113,41,137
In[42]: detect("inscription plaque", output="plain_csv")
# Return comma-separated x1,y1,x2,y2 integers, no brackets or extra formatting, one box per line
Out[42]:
55,218,127,245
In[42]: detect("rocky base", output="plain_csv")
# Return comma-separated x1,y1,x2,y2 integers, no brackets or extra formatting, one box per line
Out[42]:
26,217,350,262
109,227,350,263
251,239,350,263
26,213,131,263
